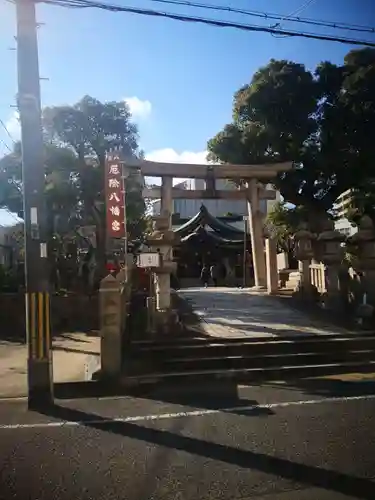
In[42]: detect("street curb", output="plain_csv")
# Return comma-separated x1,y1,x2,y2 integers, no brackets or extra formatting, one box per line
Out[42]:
0,395,27,403
84,354,101,381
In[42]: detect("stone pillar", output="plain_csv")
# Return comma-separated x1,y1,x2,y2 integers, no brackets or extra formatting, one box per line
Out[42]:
99,274,123,377
298,259,311,290
161,175,173,224
247,180,266,289
294,226,316,295
265,237,278,294
154,265,171,310
157,175,173,309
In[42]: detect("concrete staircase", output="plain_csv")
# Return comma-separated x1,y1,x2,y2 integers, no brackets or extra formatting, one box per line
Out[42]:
122,333,375,386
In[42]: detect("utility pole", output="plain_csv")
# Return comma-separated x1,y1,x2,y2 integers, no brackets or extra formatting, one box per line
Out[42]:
16,0,53,407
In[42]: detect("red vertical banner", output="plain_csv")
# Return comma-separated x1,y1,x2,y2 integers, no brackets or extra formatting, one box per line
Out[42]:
105,158,125,239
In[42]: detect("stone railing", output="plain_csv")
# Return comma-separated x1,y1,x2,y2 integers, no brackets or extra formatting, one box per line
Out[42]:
309,262,327,294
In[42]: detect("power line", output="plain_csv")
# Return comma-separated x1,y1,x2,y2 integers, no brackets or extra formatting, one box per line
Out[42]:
272,0,317,28
270,0,317,38
85,0,375,36
0,137,12,153
0,117,15,144
40,0,375,47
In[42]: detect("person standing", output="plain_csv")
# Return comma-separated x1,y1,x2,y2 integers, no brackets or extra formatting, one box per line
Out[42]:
210,263,219,287
200,264,210,287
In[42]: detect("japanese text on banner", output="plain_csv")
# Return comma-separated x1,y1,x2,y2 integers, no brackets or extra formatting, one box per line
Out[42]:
105,160,125,238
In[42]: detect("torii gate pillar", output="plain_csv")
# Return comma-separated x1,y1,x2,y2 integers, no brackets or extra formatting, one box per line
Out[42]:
247,180,267,289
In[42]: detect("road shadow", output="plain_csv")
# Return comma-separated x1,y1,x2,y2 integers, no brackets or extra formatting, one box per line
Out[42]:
53,380,272,420
128,380,274,418
35,401,375,500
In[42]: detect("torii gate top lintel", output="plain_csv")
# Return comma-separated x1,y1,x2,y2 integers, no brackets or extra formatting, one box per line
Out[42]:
121,159,293,179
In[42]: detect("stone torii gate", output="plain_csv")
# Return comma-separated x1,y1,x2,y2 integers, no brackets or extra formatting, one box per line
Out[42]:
123,159,292,326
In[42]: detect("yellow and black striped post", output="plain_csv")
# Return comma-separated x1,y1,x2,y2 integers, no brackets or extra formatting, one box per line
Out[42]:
26,292,51,362
25,291,53,406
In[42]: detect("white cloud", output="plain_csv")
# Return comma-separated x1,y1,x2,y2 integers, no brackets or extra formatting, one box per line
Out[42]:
144,148,209,186
5,111,20,140
124,97,152,120
145,148,209,164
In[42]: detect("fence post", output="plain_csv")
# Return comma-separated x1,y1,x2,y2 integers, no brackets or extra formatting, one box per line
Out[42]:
99,274,122,377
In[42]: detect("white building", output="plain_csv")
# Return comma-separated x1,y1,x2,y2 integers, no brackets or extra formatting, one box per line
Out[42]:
333,189,358,237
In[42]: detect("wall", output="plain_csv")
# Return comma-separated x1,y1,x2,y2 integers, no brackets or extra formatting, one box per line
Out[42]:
0,293,99,340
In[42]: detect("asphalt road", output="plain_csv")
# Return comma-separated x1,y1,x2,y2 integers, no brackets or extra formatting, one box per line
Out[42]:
1,380,375,500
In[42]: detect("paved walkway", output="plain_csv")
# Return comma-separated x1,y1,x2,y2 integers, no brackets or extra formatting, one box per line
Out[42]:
0,333,100,398
179,287,348,339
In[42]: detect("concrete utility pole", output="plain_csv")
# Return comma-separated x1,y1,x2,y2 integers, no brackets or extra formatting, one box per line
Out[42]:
16,0,53,406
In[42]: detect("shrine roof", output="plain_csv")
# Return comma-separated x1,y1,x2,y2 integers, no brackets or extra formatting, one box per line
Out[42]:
174,205,248,242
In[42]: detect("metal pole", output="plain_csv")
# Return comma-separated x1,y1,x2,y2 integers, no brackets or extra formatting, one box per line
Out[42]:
16,0,53,407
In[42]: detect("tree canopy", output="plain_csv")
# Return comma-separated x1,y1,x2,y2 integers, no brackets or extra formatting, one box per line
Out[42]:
0,96,147,268
208,48,375,228
266,201,308,252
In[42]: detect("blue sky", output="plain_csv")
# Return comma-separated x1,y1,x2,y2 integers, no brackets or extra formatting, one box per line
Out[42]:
0,0,374,224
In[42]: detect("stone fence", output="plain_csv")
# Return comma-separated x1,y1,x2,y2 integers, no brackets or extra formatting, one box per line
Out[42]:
309,262,327,294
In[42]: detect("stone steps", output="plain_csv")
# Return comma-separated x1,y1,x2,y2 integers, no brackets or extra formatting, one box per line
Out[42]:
122,333,375,385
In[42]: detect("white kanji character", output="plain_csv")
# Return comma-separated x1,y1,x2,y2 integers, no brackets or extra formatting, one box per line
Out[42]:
111,220,121,232
110,206,120,216
109,178,120,189
109,192,120,203
109,164,120,175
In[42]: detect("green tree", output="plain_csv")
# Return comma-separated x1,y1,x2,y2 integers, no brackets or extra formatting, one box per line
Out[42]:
0,96,147,274
266,201,308,251
0,141,79,232
208,48,375,229
43,95,146,267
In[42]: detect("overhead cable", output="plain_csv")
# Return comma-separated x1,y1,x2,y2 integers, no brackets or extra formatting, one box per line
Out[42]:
85,0,375,35
0,137,12,153
39,0,375,47
0,118,15,144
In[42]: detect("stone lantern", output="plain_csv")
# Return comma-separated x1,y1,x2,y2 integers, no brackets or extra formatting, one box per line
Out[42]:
317,219,346,266
317,219,346,311
145,210,180,332
294,225,315,293
348,215,375,271
348,216,375,324
294,225,315,261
